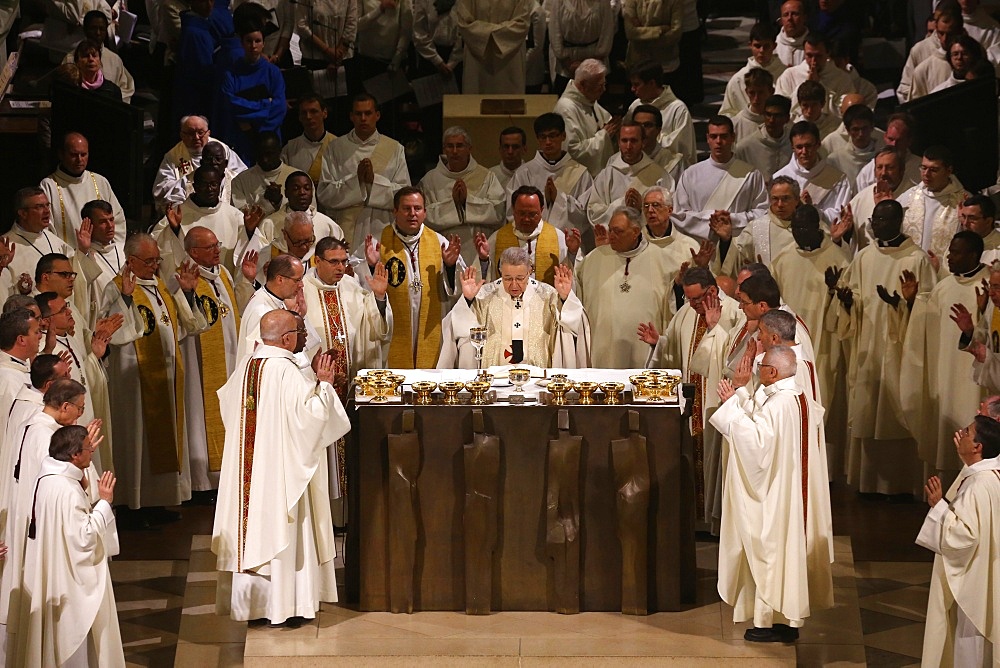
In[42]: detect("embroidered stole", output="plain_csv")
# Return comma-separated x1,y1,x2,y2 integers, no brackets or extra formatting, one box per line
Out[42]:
115,276,186,475
237,357,266,572
319,286,351,495
494,223,560,285
797,392,809,533
308,134,336,183
902,186,962,256
380,227,443,368
195,272,240,472
687,314,709,520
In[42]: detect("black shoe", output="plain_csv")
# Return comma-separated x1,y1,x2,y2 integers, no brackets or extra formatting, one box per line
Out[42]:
146,507,181,525
744,627,786,643
184,490,218,506
772,623,800,641
333,525,348,536
116,508,154,531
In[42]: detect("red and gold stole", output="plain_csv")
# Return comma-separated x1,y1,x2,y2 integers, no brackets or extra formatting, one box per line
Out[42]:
797,393,809,533
687,314,709,520
320,286,351,495
238,357,267,573
115,275,185,475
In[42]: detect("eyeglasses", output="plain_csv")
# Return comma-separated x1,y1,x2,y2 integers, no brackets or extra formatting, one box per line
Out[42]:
21,203,50,211
67,401,85,412
318,256,349,266
286,235,316,248
49,271,78,280
131,255,163,267
182,129,209,138
192,242,223,251
283,328,307,336
501,275,530,285
278,273,304,283
642,202,666,210
758,364,776,371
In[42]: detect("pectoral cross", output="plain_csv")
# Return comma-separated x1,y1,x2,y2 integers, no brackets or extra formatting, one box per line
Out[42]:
410,279,423,293
514,297,523,309
219,303,231,318
334,330,348,346
619,281,631,293
160,313,171,326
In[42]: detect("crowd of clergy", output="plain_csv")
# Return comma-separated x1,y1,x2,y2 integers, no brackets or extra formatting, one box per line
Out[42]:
1,0,1000,664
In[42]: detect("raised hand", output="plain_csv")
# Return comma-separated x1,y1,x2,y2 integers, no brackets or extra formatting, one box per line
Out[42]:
876,284,900,309
0,237,13,271
365,234,381,267
674,261,690,286
97,470,116,503
717,378,735,403
243,205,264,235
899,269,918,306
474,231,490,261
85,419,103,449
830,204,854,243
703,290,722,329
240,250,259,283
824,266,843,290
357,158,374,186
836,286,853,312
369,261,389,300
927,251,940,273
544,177,558,207
800,189,813,206
967,339,988,363
623,188,642,210
442,234,462,267
709,210,732,241
165,202,182,231
42,325,58,354
76,217,93,254
976,278,989,314
637,321,660,346
554,263,573,300
690,239,715,268
176,260,201,293
460,265,485,300
594,224,609,247
950,303,976,335
564,228,582,255
119,265,136,297
925,474,942,507
873,178,895,203
314,350,336,384
294,284,307,316
732,344,755,387
264,182,283,210
16,273,32,295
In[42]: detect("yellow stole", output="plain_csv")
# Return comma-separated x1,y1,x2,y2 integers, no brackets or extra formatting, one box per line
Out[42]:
115,276,186,475
194,271,241,472
991,307,1000,353
494,223,561,285
380,226,443,368
308,133,336,183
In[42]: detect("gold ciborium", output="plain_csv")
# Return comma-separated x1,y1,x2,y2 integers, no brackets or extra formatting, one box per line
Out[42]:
475,372,494,384
629,374,649,398
439,381,466,405
389,374,407,396
574,381,599,405
465,379,492,405
600,381,625,405
643,377,669,403
411,381,437,404
547,380,572,405
509,368,531,396
369,377,395,403
661,374,682,400
354,375,371,396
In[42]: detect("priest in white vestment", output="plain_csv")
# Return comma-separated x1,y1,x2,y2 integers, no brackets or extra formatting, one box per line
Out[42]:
772,121,852,226
553,60,617,177
829,200,936,495
641,186,704,262
13,425,122,668
772,205,850,476
103,234,208,515
855,114,922,192
575,206,688,368
917,415,1000,668
774,34,855,116
230,131,298,216
475,186,580,284
902,231,990,483
303,237,392,501
180,228,242,498
733,94,792,182
775,0,808,67
256,173,345,270
317,94,411,250
281,96,336,184
671,115,768,241
0,309,38,421
820,94,885,157
213,310,351,625
444,248,588,368
632,105,686,186
898,146,966,266
587,124,670,229
719,23,786,118
710,346,834,642
488,128,527,191
417,127,505,267
643,268,742,532
39,132,126,249
625,61,696,165
453,0,530,94
720,175,801,276
506,113,593,234
826,104,882,190
959,195,1000,266
5,188,78,299
359,187,463,369
153,116,246,212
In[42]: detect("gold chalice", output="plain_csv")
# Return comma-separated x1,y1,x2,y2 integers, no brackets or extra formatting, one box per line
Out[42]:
509,368,531,396
354,375,371,396
369,377,395,403
547,380,572,406
465,379,492,405
411,381,437,404
600,382,625,405
574,381,599,405
629,374,649,398
643,377,668,403
662,374,682,400
439,381,466,405
389,374,407,396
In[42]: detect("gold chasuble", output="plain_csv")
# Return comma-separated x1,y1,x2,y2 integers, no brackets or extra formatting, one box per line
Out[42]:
195,272,241,472
494,223,561,285
380,226,443,368
115,276,186,475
